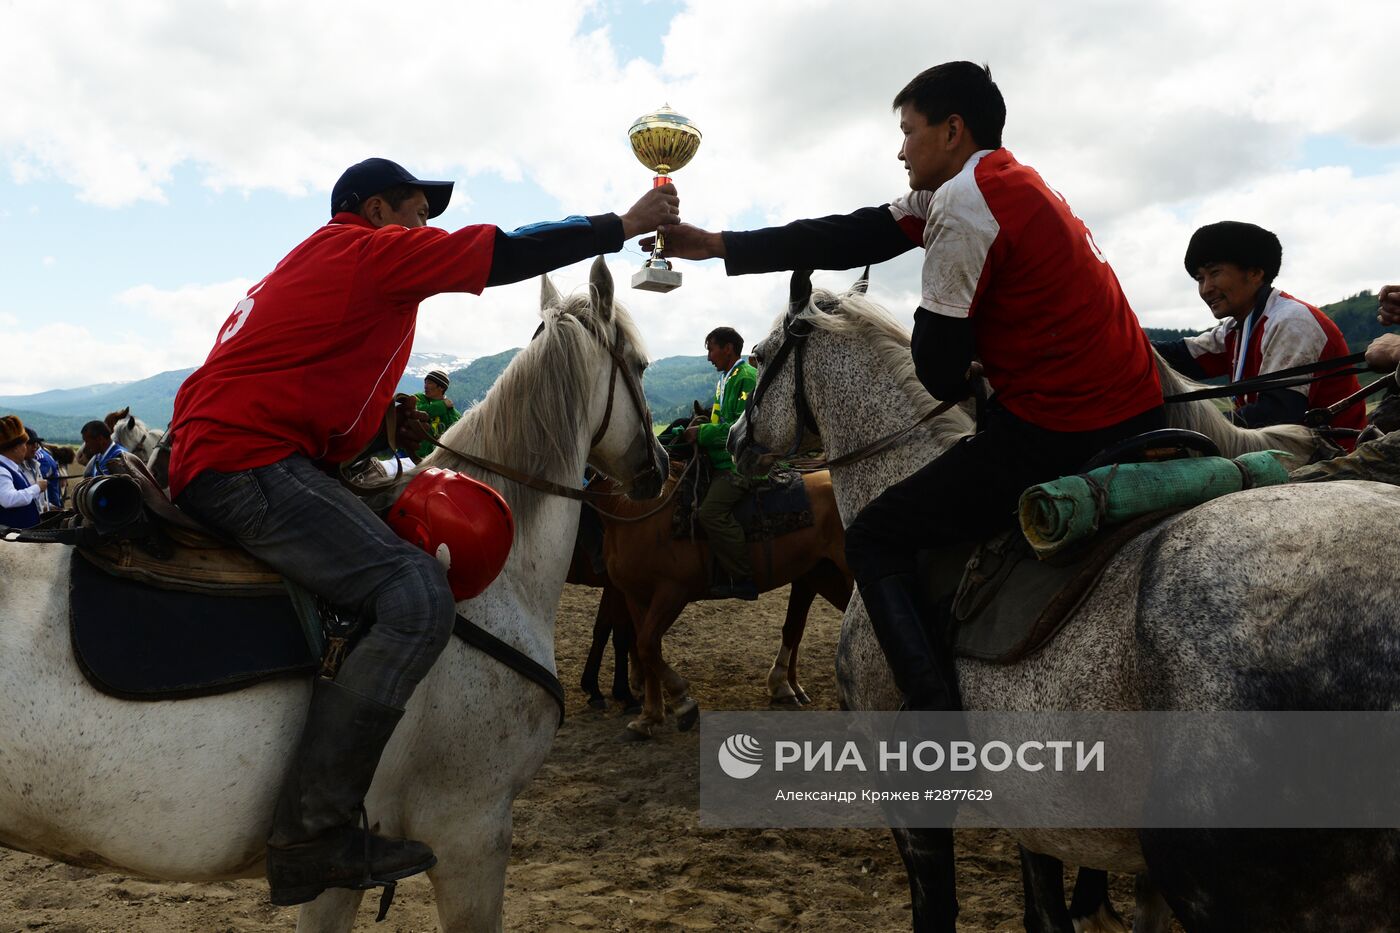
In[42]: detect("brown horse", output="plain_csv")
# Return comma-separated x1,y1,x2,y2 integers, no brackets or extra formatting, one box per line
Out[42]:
568,510,851,715
590,464,851,739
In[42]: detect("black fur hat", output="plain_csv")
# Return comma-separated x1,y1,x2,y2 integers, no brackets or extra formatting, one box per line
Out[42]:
1184,221,1283,284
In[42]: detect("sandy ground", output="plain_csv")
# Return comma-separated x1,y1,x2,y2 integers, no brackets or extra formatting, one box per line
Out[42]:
0,584,1151,932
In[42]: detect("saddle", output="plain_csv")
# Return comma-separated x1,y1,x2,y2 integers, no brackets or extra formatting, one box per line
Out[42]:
0,453,328,700
928,429,1217,665
670,460,814,542
83,452,284,595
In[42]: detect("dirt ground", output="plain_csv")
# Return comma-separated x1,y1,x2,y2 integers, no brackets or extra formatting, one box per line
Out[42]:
0,584,1148,932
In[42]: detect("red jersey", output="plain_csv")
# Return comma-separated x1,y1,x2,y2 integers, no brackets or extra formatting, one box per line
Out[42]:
1183,289,1364,444
889,149,1162,432
169,213,495,497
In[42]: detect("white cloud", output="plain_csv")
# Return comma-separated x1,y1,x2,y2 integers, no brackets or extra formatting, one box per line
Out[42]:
412,249,923,367
0,279,251,395
0,319,166,396
2,0,1400,384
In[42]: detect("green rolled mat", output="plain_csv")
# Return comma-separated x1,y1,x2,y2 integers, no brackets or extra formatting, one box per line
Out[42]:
1019,450,1293,558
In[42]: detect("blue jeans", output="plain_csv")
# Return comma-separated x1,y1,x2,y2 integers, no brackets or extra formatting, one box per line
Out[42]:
176,455,456,710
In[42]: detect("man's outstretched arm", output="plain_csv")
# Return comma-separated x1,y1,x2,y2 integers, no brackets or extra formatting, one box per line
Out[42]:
646,207,918,276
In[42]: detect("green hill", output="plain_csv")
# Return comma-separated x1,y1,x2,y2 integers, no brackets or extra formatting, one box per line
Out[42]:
0,368,192,430
443,349,523,407
1322,291,1385,352
644,356,719,423
441,350,716,427
7,409,93,445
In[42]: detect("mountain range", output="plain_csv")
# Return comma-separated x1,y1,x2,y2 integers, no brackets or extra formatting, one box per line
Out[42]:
4,291,1384,443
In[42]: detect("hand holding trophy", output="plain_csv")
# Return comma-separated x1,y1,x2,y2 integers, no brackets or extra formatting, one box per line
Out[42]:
629,105,702,292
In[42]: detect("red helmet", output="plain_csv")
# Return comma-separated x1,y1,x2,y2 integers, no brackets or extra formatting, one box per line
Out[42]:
386,468,514,600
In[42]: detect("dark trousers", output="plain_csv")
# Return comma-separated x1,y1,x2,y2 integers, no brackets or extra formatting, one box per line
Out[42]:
846,402,1167,588
697,470,753,581
177,455,457,710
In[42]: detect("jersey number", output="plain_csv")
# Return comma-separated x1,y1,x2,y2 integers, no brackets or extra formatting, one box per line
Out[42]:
220,297,254,344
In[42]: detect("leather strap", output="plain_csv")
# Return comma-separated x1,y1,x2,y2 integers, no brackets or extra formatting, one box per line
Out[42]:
823,400,956,469
454,612,565,728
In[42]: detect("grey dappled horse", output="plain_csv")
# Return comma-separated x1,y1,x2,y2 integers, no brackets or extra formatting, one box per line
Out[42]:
731,274,1400,933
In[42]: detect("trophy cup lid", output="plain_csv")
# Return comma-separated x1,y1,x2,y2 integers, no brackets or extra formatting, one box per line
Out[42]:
628,104,702,176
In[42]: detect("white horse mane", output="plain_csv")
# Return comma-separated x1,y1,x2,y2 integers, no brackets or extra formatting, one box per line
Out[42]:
792,287,1317,462
791,288,977,449
1149,351,1318,458
419,287,647,523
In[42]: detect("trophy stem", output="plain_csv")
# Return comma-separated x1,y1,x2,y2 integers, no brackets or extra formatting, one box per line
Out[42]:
650,174,671,265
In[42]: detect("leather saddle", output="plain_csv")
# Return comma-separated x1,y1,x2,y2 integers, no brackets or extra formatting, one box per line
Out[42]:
81,452,283,595
926,429,1219,665
669,460,814,542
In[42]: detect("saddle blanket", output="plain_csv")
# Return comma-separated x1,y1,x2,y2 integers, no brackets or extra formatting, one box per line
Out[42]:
671,466,814,542
920,511,1183,665
69,550,316,700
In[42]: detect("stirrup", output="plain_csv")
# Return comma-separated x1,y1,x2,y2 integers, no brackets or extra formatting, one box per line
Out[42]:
354,805,399,923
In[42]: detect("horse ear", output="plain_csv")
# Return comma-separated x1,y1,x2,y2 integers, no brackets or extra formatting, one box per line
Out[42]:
850,266,870,294
588,256,614,324
789,270,814,316
125,416,135,431
117,406,129,420
540,274,562,310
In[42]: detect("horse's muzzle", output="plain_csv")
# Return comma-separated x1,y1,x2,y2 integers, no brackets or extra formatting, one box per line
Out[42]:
627,446,668,500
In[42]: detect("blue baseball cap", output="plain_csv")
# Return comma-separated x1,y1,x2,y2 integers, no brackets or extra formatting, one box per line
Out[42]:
330,157,454,219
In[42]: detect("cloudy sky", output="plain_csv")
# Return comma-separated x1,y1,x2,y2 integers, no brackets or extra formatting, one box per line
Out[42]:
2,0,1398,395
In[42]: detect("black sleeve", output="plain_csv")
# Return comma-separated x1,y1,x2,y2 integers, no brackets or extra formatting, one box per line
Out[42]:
1229,389,1309,428
1152,339,1208,379
721,206,919,275
485,214,625,287
910,308,976,401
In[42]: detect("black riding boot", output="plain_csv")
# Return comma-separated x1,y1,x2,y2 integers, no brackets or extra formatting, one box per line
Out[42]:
858,572,959,712
266,679,437,909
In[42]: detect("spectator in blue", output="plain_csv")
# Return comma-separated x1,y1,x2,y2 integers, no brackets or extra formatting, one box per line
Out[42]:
80,420,126,477
28,429,63,510
0,416,46,529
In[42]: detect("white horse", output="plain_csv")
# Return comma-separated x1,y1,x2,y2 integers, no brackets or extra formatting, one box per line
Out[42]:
731,276,1400,933
106,406,166,463
0,257,666,932
101,405,172,486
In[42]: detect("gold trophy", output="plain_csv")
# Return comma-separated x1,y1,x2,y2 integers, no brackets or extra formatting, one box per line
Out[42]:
628,105,702,292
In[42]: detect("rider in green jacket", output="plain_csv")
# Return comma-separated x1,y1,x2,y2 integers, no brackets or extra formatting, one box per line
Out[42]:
412,370,461,460
684,326,759,600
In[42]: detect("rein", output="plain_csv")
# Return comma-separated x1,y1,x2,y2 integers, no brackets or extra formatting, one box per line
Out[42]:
1161,351,1368,404
822,400,957,469
584,452,699,524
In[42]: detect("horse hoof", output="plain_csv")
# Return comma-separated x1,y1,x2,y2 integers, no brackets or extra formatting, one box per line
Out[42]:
674,697,700,732
586,695,607,711
769,695,802,710
622,720,657,742
795,688,812,705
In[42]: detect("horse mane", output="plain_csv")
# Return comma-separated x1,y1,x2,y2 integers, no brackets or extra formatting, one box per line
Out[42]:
420,288,648,525
794,288,976,448
1151,351,1318,460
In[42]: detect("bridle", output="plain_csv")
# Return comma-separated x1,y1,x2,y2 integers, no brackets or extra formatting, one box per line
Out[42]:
743,305,822,464
741,271,957,471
